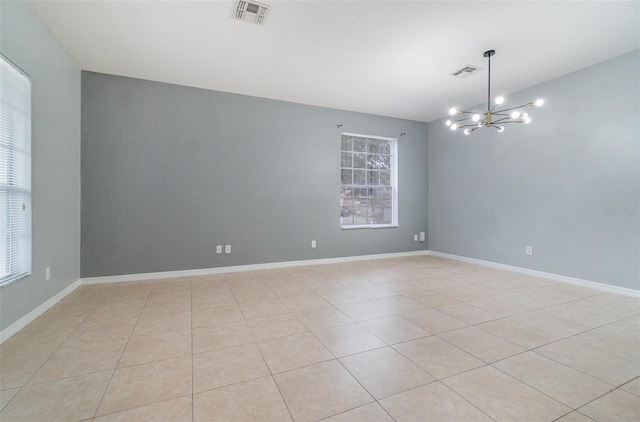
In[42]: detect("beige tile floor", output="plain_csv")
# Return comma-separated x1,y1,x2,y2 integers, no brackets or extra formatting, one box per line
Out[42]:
1,255,639,421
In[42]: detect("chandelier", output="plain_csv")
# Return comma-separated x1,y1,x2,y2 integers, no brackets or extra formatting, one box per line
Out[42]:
446,50,544,134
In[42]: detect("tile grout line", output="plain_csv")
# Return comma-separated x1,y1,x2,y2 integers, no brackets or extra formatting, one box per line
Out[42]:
0,287,104,413
490,362,608,413
527,347,630,392
552,409,597,422
235,275,297,422
90,286,152,419
314,402,396,422
467,311,629,376
618,375,640,396
437,381,498,422
2,256,638,420
523,317,640,385
332,353,497,422
190,276,195,422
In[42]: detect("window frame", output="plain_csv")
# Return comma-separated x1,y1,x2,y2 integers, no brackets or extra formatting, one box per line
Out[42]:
1,54,32,287
340,132,398,229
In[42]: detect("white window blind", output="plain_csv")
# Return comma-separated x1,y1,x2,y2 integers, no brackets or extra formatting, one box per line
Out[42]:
1,54,31,286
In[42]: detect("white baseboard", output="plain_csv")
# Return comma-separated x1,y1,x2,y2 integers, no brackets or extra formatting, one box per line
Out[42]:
2,251,428,344
81,250,430,285
4,248,634,344
0,279,82,344
427,250,640,298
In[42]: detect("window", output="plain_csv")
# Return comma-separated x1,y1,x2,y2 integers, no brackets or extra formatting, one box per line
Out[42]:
340,132,397,228
1,54,31,286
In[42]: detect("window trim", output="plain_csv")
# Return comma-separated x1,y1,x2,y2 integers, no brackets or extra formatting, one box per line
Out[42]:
340,132,398,229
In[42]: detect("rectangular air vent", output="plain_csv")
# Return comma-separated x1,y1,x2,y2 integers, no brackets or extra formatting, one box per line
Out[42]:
234,1,270,25
450,65,484,78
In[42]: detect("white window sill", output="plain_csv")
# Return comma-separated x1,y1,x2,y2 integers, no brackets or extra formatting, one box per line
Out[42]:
341,224,399,230
0,271,31,288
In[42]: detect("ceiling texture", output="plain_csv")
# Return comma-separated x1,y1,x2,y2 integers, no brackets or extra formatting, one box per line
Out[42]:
26,1,640,122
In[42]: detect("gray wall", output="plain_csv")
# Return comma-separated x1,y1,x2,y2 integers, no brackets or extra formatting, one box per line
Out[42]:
0,1,81,330
429,50,640,290
81,72,429,277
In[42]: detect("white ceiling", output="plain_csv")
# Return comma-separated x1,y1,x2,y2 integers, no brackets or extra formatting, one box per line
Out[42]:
27,1,639,122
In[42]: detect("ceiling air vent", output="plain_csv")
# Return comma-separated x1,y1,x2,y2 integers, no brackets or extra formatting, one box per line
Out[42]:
234,1,270,25
450,65,484,78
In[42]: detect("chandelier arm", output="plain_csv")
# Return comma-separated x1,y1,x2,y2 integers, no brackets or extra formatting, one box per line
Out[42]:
495,120,521,124
494,104,531,114
491,117,514,124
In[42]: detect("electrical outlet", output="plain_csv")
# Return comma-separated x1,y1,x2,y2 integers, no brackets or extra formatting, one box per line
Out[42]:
225,245,231,254
311,240,317,248
216,245,222,254
45,267,51,280
414,234,419,241
526,246,533,256
419,232,426,242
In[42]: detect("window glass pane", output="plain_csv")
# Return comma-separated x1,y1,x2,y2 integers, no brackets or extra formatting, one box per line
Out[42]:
341,213,354,226
367,139,379,153
341,186,354,226
341,136,352,152
353,169,366,185
367,154,381,170
353,137,367,152
354,187,369,199
379,171,390,186
380,140,390,154
367,171,379,185
379,154,391,171
356,196,371,225
372,188,392,224
341,169,352,185
353,153,366,169
373,187,391,200
341,187,352,204
341,152,352,168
